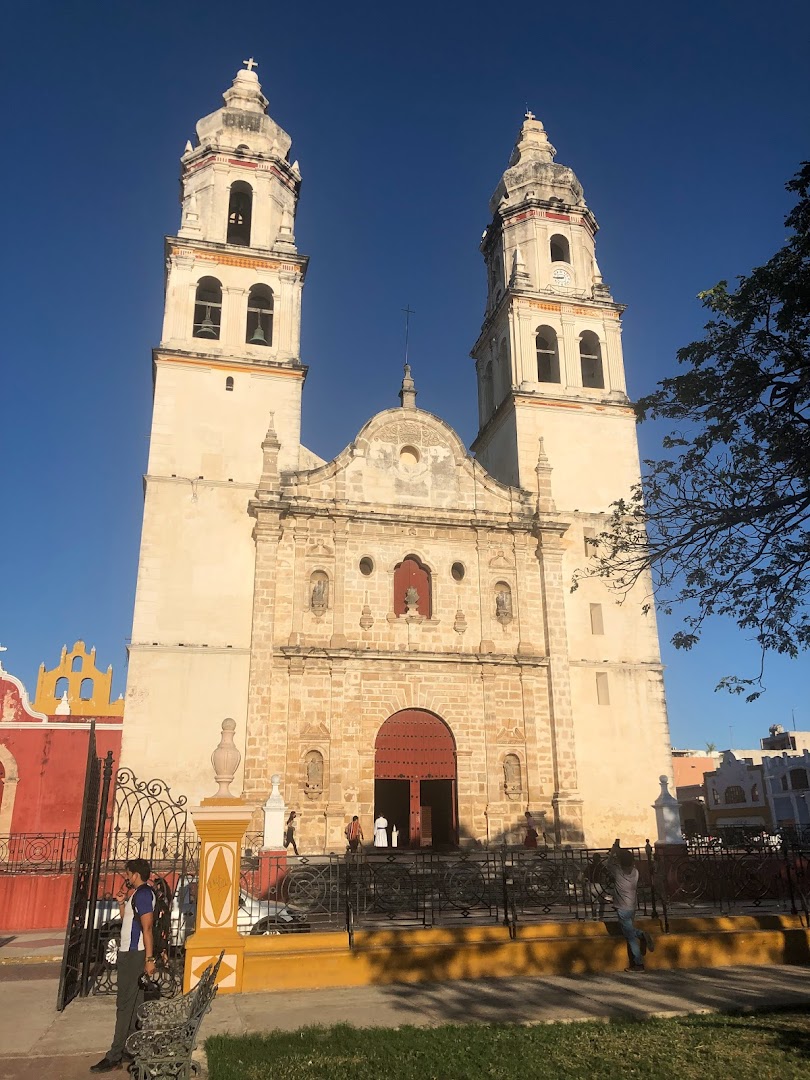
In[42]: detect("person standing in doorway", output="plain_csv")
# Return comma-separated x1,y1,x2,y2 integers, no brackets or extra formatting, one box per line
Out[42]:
284,810,300,855
609,845,654,972
345,815,364,853
373,812,389,847
90,858,156,1072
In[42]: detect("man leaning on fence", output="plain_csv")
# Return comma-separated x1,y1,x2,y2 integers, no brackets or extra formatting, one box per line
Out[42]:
90,858,157,1072
608,843,655,973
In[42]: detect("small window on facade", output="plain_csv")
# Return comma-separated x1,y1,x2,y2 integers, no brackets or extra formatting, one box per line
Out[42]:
80,678,94,701
790,768,809,791
579,330,604,389
583,527,597,557
225,376,234,391
550,235,570,263
246,285,273,346
359,557,374,576
712,788,720,805
193,277,222,339
394,555,431,617
724,784,746,805
451,562,465,582
71,656,83,672
751,783,760,802
227,181,252,245
535,326,560,383
589,603,604,635
596,671,610,706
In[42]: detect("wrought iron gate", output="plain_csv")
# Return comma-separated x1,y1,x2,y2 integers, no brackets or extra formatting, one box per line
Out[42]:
56,742,199,1009
56,724,114,1010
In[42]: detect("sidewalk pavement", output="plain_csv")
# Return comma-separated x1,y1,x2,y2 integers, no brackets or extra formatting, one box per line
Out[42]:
0,930,64,965
2,964,810,1079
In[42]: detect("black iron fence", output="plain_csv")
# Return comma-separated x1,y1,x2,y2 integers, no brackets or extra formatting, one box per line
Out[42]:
0,832,81,873
237,844,658,936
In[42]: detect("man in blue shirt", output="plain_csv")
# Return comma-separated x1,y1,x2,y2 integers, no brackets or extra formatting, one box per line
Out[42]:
90,858,157,1072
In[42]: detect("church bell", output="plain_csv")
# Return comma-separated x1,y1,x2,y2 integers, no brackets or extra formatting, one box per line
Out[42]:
249,321,267,345
196,306,218,339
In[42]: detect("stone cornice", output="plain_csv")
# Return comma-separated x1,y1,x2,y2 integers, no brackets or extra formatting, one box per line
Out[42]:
250,500,535,533
278,646,549,668
152,348,308,381
127,643,251,655
165,236,309,279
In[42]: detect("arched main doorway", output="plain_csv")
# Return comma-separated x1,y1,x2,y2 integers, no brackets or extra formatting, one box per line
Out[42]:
374,710,457,848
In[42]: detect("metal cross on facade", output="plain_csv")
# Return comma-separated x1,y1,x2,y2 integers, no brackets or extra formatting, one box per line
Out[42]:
243,57,258,72
402,305,415,365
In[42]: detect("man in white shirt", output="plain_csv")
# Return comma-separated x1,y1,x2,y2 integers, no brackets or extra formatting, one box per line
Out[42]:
610,846,654,972
90,858,157,1072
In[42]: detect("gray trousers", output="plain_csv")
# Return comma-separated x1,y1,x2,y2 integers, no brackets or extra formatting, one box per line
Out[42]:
108,950,145,1061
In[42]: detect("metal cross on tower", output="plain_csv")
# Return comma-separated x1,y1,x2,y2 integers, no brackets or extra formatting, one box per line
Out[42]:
243,57,258,72
402,305,415,365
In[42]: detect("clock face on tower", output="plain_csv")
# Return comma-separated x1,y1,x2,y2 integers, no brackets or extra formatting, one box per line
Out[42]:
552,268,572,287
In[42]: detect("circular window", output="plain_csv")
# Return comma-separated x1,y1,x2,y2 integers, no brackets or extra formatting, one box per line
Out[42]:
359,557,374,576
451,562,465,582
399,445,420,468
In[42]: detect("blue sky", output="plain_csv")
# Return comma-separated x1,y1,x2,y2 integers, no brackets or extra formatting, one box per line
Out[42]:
1,1,808,750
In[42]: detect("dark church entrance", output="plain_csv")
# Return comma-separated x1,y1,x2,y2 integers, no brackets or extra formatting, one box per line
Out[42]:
373,710,458,848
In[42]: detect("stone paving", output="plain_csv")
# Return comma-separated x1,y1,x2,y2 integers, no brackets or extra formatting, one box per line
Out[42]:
2,964,810,1079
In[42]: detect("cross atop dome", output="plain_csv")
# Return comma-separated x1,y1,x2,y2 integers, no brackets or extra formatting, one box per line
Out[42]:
243,57,258,72
524,109,535,121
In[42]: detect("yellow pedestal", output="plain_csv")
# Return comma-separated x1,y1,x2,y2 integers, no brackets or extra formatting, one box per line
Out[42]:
183,798,252,993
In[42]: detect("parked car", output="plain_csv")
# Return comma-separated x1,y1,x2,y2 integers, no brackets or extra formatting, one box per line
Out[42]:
93,876,309,965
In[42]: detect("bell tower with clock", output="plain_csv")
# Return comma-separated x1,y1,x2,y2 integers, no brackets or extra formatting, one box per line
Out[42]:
471,113,671,844
471,111,630,494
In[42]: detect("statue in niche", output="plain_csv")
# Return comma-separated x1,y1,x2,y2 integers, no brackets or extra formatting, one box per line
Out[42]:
503,754,522,797
495,588,512,622
305,751,324,794
310,576,328,614
404,586,420,614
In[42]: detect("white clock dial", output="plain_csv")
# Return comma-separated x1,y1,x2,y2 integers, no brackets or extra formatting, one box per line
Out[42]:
552,268,571,287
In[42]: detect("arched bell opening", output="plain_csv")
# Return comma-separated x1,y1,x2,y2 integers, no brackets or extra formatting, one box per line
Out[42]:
373,709,458,849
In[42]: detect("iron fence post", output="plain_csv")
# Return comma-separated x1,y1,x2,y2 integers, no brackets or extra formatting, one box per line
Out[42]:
645,839,658,920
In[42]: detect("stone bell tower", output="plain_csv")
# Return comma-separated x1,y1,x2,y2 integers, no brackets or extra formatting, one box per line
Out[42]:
472,113,673,842
122,61,309,788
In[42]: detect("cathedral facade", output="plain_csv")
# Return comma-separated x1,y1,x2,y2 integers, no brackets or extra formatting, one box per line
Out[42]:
121,64,672,850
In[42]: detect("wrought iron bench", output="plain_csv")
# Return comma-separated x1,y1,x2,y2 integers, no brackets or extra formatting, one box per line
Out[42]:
125,951,224,1079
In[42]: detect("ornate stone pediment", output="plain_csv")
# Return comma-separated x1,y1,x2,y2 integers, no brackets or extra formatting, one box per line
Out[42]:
496,725,525,743
300,721,330,739
489,551,513,569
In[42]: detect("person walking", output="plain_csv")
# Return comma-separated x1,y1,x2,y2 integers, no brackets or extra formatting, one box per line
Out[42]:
609,845,654,972
90,858,156,1072
523,811,539,849
345,815,364,853
373,813,389,847
284,810,300,855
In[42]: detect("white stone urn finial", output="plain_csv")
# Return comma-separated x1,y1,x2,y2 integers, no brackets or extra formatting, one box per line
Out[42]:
211,718,241,797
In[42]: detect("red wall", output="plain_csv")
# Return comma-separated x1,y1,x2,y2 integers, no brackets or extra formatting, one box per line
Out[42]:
0,727,122,834
0,873,73,931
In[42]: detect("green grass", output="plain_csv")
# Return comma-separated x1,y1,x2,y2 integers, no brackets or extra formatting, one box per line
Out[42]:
206,1009,810,1080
